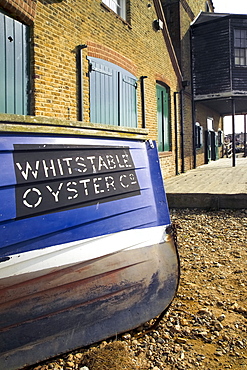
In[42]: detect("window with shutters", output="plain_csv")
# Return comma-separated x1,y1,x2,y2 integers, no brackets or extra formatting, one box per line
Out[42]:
156,84,171,152
88,57,137,128
0,11,30,115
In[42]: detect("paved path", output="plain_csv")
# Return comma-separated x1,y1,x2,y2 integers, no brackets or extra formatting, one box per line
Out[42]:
164,156,247,209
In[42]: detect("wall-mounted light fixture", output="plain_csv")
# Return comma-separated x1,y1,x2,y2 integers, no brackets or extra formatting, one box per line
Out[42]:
182,80,190,88
77,44,87,51
153,19,163,31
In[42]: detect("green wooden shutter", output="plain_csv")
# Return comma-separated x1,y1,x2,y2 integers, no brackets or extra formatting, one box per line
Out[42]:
0,11,29,114
89,58,118,125
156,84,170,152
88,57,137,127
121,73,137,127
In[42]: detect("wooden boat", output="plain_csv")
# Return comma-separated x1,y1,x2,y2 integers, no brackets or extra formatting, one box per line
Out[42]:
0,133,179,370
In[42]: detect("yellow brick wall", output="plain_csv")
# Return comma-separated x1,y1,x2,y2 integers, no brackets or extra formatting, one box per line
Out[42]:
30,0,181,177
32,1,176,115
0,0,220,179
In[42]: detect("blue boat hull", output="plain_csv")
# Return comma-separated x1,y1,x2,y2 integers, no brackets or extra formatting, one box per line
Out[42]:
0,134,179,369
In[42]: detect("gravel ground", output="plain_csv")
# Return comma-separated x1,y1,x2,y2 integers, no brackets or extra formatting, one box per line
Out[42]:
26,209,247,370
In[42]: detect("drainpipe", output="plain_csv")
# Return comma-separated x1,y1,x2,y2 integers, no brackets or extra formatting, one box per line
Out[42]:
174,87,186,175
77,44,87,121
244,114,247,157
231,99,236,167
191,90,196,169
190,28,197,169
140,76,148,128
180,88,185,173
174,92,179,175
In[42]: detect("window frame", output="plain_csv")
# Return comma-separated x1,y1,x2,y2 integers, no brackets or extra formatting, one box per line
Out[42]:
234,29,247,67
102,0,126,20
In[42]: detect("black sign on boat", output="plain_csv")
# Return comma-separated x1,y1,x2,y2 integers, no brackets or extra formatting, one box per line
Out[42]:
13,144,141,218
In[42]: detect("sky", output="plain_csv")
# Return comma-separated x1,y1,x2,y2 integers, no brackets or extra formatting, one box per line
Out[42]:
212,1,247,134
212,0,247,15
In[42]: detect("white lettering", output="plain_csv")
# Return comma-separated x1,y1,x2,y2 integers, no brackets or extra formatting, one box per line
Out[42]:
87,156,97,173
23,187,42,208
129,173,137,185
106,155,116,170
67,181,79,200
105,176,116,191
62,157,73,174
57,158,64,176
46,183,63,202
119,174,129,188
98,156,108,171
122,153,132,167
115,154,125,168
79,179,90,196
93,177,104,194
16,161,40,181
75,157,87,173
42,159,57,178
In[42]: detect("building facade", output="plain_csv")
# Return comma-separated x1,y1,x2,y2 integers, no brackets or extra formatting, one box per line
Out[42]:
191,12,247,163
1,0,240,180
0,0,185,179
162,0,225,170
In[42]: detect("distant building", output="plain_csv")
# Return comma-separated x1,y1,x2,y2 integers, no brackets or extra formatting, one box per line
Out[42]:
191,11,247,162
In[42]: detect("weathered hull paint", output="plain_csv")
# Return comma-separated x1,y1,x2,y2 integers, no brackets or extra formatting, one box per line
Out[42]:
0,134,179,369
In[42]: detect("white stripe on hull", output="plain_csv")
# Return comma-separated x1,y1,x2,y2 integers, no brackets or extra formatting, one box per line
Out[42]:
0,225,169,282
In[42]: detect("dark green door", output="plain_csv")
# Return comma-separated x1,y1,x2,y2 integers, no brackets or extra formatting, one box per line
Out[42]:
0,11,29,114
156,84,170,152
211,131,219,160
205,130,212,163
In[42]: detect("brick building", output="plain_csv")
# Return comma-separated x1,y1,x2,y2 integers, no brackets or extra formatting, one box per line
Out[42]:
162,0,224,170
0,0,226,179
